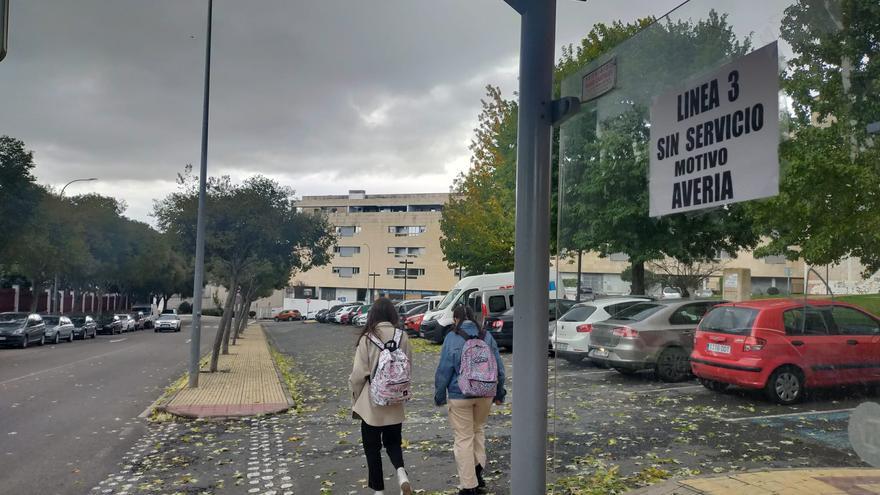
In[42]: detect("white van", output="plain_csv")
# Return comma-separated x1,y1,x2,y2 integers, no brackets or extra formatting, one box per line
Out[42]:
419,272,557,343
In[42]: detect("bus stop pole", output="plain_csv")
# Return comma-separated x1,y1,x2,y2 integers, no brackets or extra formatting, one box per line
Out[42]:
505,0,557,492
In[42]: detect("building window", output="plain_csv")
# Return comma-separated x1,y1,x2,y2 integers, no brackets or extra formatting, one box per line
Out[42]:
714,250,731,261
387,247,424,257
388,225,426,236
332,267,361,278
763,255,786,264
386,268,425,279
609,252,629,262
334,246,361,257
336,226,361,237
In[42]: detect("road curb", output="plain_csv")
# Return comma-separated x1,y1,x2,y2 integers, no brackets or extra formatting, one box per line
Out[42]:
262,323,299,411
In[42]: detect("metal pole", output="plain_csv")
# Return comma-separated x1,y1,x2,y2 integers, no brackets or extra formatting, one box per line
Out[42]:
189,0,213,388
54,178,97,313
507,0,556,493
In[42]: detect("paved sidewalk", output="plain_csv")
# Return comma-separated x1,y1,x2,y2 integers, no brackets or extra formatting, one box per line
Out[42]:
163,325,290,418
630,468,880,495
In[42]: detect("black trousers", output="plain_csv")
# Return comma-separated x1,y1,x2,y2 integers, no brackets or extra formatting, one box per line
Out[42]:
361,421,405,490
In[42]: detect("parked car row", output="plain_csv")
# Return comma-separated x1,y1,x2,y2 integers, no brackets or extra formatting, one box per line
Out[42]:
0,309,180,348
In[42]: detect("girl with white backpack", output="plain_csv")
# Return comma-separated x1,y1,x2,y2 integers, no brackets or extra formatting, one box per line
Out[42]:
434,305,506,495
350,298,414,495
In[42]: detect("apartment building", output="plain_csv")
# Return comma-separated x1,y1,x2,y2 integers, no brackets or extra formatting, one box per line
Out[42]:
291,190,460,302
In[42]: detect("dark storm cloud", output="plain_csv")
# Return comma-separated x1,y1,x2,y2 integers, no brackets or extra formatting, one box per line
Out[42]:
0,0,682,222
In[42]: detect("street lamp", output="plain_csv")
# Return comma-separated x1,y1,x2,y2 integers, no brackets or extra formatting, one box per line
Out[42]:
189,0,213,389
54,177,98,313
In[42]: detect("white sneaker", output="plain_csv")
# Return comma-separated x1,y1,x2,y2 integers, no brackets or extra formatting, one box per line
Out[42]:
397,467,413,495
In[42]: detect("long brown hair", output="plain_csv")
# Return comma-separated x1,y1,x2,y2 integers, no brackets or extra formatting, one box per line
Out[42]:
358,297,399,343
452,304,482,336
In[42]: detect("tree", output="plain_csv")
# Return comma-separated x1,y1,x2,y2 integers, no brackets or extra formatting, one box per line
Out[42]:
0,136,41,262
750,0,880,273
155,172,335,372
440,86,518,274
557,12,760,294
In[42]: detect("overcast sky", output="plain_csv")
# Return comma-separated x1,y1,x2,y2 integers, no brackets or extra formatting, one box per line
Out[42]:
1,0,769,225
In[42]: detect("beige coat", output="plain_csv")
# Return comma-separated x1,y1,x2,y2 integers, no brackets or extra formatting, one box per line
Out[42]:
349,322,412,427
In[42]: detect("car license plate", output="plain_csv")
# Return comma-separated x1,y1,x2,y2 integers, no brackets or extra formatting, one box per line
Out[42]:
591,348,609,358
707,343,731,354
555,342,568,351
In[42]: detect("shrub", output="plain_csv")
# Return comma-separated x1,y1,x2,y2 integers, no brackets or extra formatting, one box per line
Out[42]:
248,311,256,317
766,286,780,295
178,301,193,314
201,308,223,317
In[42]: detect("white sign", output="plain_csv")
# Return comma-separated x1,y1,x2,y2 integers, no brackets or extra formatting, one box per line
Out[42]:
724,273,739,289
649,41,779,217
582,57,616,102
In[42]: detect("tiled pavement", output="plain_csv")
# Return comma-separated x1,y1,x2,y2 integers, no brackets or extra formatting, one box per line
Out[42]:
629,468,880,495
163,325,290,418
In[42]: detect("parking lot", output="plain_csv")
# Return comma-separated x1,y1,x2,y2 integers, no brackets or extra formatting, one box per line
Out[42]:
86,319,874,494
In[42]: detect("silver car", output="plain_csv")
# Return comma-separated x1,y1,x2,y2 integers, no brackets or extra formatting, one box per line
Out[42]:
588,299,725,382
42,315,76,344
154,313,182,332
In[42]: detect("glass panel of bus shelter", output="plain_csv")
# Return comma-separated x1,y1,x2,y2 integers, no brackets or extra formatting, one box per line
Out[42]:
548,0,879,490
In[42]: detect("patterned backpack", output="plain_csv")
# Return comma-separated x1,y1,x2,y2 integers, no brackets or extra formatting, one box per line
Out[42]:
456,328,498,398
368,329,412,406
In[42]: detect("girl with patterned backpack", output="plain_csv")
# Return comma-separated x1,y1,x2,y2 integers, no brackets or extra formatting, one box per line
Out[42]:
434,305,506,495
350,297,414,495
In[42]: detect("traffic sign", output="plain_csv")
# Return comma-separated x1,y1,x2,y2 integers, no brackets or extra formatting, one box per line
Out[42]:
305,298,311,304
0,0,8,62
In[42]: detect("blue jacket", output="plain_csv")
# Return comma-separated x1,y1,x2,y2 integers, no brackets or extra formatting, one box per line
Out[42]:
434,320,506,405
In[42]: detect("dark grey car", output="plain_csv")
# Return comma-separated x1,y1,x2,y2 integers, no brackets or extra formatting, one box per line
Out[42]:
588,299,725,382
42,315,76,344
0,312,46,348
70,315,98,339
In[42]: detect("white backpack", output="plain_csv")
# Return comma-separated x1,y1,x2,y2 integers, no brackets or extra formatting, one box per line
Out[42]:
368,329,412,406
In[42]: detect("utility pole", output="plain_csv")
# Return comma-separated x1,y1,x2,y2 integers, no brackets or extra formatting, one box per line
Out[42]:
368,272,380,301
189,0,213,389
399,259,413,301
501,0,580,493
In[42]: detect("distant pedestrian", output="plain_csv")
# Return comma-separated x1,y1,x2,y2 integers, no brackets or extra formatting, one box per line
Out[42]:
350,297,414,495
434,305,506,495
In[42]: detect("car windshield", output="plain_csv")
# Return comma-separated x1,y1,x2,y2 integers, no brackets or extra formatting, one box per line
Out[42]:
559,305,596,322
436,288,461,311
699,306,759,336
0,313,27,322
158,315,178,320
70,317,86,326
611,303,664,322
42,316,60,325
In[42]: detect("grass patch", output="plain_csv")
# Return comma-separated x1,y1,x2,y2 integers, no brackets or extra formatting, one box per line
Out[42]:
269,347,306,412
838,294,880,315
409,337,441,354
548,465,670,495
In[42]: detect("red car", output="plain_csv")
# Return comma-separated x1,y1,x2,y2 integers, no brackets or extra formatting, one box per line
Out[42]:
691,299,880,404
274,309,302,322
404,313,425,337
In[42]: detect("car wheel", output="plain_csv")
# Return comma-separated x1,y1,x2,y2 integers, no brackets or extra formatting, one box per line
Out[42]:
69,332,75,343
54,333,60,345
91,331,96,339
656,346,690,382
21,335,28,349
155,328,159,333
274,317,279,322
699,378,728,392
766,366,804,405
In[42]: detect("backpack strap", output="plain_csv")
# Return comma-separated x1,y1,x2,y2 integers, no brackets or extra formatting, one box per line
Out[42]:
392,328,402,346
367,332,385,350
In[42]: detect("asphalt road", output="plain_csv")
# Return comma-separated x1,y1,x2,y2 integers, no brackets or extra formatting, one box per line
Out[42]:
0,316,219,495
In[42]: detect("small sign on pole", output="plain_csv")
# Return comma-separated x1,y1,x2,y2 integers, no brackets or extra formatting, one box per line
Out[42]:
649,41,780,217
581,57,616,102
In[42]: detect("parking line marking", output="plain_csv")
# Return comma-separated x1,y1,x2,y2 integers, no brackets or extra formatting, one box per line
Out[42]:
552,370,618,378
720,407,854,423
617,385,704,395
109,338,127,343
